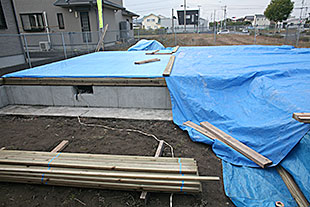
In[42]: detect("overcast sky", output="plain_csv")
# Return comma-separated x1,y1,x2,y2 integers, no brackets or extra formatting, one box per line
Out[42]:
124,0,309,21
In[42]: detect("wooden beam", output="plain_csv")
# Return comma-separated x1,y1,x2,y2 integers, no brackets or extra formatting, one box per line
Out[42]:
134,58,160,65
95,24,109,52
172,46,180,53
293,113,310,123
277,166,310,207
51,140,69,153
183,121,217,140
163,55,176,77
2,77,167,87
145,50,159,55
0,166,220,181
199,121,272,168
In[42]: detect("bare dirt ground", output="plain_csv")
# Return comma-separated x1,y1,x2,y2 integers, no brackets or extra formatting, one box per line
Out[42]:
0,115,234,207
138,33,310,48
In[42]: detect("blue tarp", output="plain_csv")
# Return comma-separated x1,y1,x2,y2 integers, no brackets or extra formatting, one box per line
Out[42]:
128,39,165,51
223,131,310,207
166,45,310,167
3,51,172,78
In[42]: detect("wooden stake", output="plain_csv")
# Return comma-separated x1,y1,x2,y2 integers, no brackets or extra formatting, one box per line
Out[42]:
145,50,159,55
134,58,160,65
95,24,109,52
51,140,69,153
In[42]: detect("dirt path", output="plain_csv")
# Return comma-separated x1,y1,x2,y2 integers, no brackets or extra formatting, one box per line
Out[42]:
0,116,233,207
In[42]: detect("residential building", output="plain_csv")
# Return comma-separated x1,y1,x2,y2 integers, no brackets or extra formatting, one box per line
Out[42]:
0,0,25,69
11,0,138,50
253,14,270,29
142,14,161,30
244,15,255,24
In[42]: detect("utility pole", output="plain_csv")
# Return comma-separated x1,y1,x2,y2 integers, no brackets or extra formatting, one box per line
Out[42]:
184,0,186,32
172,8,174,34
223,5,227,30
296,0,305,47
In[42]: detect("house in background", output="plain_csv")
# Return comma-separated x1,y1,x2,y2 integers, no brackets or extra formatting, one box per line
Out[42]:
253,14,270,29
11,0,138,50
141,14,161,30
0,0,25,69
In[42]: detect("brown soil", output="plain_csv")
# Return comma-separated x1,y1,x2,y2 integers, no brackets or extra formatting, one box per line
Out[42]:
139,33,310,48
0,115,234,207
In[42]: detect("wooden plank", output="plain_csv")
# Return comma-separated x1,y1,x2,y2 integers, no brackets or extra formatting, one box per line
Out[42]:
199,121,272,168
0,171,201,187
0,155,197,168
51,140,69,153
277,166,310,207
0,159,197,174
172,46,180,53
0,165,220,181
95,24,109,52
0,150,195,163
293,113,310,123
134,58,160,65
2,77,167,87
183,121,217,140
145,50,159,55
0,175,201,193
163,55,176,77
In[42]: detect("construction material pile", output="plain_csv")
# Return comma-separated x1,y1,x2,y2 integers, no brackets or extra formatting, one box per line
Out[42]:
0,150,219,193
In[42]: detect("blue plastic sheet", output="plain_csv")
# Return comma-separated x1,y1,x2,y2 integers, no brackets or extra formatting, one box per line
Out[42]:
165,45,310,167
3,51,172,78
127,39,165,51
223,131,310,207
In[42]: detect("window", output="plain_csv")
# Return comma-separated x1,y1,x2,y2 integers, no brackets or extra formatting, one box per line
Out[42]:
20,13,44,32
151,19,155,22
147,19,150,22
0,2,7,29
57,13,64,29
80,12,91,42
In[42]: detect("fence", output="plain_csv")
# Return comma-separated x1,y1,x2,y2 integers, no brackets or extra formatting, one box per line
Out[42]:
0,25,309,72
0,29,135,70
134,24,310,48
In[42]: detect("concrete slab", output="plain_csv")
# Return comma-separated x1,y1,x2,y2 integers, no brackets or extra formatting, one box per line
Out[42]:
0,105,173,121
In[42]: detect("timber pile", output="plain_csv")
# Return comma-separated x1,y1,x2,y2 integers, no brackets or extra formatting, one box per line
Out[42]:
0,150,219,193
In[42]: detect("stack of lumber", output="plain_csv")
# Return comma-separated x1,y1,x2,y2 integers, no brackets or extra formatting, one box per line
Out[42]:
0,150,219,193
293,113,310,123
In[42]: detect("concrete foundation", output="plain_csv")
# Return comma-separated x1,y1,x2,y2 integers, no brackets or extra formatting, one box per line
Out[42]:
3,85,172,109
0,86,9,108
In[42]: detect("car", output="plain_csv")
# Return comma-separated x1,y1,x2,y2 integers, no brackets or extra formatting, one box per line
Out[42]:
242,28,249,33
217,29,230,34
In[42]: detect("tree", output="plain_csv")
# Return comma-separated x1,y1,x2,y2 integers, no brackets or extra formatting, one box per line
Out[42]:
264,0,294,32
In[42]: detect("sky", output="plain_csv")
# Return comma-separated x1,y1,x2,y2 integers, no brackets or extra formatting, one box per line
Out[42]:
123,0,310,21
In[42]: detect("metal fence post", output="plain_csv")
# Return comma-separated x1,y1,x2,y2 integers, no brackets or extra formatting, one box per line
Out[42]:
22,34,32,68
85,32,89,53
214,24,217,45
254,25,257,45
61,32,67,59
285,25,289,45
138,29,140,40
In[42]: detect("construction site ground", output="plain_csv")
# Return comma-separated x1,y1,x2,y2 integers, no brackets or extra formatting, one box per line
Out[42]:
0,115,234,207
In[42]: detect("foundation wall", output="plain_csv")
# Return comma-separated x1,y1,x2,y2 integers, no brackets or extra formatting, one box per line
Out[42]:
0,86,9,108
3,85,172,109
